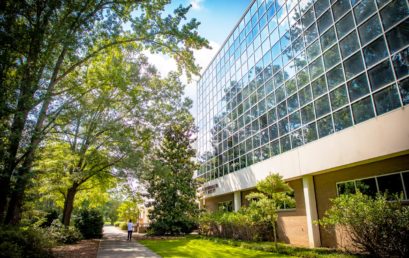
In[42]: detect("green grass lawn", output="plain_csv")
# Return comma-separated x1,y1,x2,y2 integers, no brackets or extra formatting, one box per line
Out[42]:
139,236,360,258
139,237,292,258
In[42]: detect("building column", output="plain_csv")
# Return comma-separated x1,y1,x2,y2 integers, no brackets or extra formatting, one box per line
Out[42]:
302,175,321,247
233,191,241,212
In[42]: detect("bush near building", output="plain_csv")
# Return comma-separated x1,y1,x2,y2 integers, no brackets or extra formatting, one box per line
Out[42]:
198,210,273,241
319,192,409,258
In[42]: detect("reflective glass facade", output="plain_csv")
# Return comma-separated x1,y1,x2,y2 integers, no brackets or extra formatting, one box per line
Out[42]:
197,0,409,182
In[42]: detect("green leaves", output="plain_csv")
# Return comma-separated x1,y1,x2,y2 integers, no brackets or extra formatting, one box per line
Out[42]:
319,192,409,257
146,117,199,235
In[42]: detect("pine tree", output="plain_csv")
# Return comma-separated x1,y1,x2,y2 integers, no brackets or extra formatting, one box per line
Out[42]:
147,114,199,235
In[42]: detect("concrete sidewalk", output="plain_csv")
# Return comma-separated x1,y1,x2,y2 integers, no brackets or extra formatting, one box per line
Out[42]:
97,225,160,258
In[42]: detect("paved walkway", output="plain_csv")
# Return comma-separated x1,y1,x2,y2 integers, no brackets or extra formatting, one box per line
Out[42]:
97,226,160,258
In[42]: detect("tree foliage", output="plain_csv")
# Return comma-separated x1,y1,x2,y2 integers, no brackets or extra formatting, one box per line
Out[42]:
245,173,294,250
31,46,191,226
0,0,209,224
146,112,199,235
319,192,409,258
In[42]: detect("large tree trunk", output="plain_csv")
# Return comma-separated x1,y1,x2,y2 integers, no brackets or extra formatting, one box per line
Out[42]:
0,98,31,223
62,184,79,226
3,47,67,224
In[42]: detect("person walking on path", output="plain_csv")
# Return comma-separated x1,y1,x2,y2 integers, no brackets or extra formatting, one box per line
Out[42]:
127,219,134,241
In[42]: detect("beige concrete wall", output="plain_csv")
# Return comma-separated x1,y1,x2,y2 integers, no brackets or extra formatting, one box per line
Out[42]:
204,193,234,212
203,107,409,198
210,179,309,246
277,179,309,247
314,154,409,248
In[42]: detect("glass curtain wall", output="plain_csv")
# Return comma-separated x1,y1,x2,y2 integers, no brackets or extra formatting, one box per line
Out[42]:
197,0,409,182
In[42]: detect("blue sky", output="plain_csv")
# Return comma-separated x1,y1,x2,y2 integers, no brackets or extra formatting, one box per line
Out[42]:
167,0,251,45
145,0,252,118
145,0,252,117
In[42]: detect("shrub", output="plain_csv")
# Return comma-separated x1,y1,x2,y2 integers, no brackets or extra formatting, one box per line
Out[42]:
198,210,273,241
40,210,59,228
319,192,409,258
46,220,82,244
114,221,120,227
74,209,104,239
119,222,128,231
0,227,53,258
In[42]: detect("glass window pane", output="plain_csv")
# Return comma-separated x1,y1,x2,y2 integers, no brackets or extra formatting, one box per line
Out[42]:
340,31,359,58
323,44,341,70
398,77,409,105
276,85,286,102
291,129,303,148
327,64,345,89
358,15,382,46
315,94,331,118
299,85,313,106
289,111,301,131
321,26,337,51
377,173,405,199
356,178,377,197
354,0,376,25
318,10,333,33
337,181,356,195
315,0,330,17
380,0,409,31
330,84,349,110
311,75,327,98
344,52,365,80
297,68,310,87
403,172,409,199
270,139,280,155
317,114,333,137
287,93,299,113
301,103,315,124
309,57,324,79
332,0,351,21
307,40,321,62
269,123,278,140
278,117,289,135
336,12,355,39
368,60,394,91
363,36,388,68
278,101,287,118
352,96,375,124
286,78,297,95
305,23,318,45
386,19,409,54
302,122,318,143
302,7,315,28
333,106,352,131
280,135,291,152
373,85,401,115
348,73,370,101
392,47,409,79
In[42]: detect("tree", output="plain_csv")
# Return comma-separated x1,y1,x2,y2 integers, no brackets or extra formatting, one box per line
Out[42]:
117,200,140,224
33,47,190,226
146,110,199,235
245,173,294,250
0,0,209,224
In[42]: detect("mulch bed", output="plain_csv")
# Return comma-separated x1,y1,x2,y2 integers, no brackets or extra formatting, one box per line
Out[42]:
52,239,100,258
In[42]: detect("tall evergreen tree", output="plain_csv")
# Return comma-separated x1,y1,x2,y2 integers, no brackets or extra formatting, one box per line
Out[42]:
147,110,199,235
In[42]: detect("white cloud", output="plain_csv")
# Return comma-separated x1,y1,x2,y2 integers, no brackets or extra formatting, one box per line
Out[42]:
143,40,220,119
190,0,204,10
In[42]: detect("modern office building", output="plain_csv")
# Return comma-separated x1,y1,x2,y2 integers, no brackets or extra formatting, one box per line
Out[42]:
196,0,409,248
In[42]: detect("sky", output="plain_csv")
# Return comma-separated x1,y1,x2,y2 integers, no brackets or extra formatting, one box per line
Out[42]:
145,0,252,118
